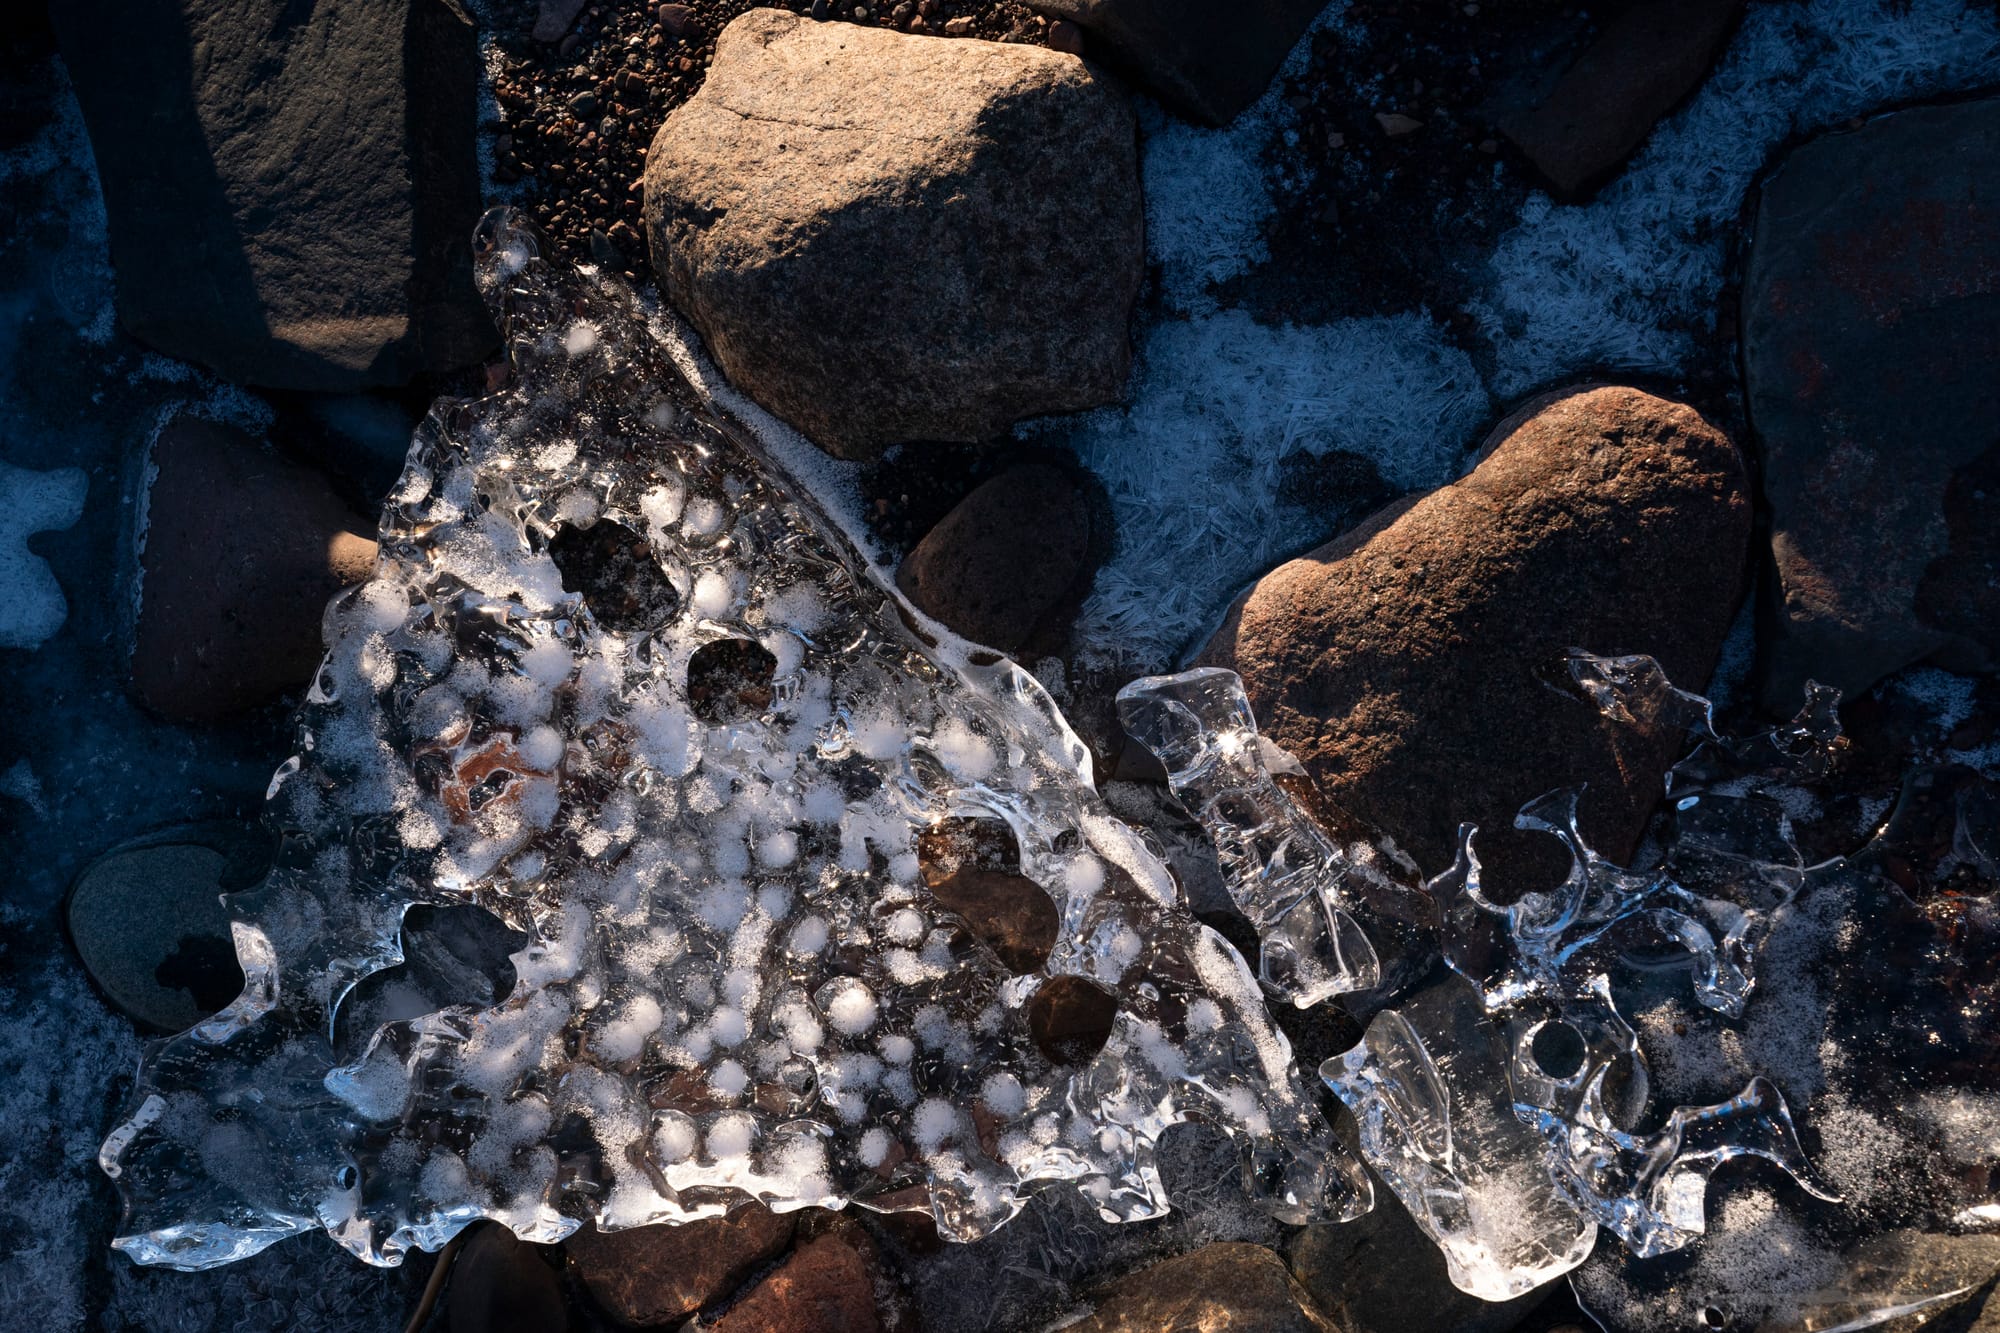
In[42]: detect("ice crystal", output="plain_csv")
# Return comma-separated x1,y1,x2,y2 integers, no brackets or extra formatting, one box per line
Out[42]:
97,209,1367,1270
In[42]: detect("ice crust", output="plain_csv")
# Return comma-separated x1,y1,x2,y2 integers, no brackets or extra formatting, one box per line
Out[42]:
97,211,1367,1271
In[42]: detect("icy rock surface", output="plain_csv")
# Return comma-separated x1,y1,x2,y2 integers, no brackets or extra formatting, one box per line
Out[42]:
97,209,1367,1271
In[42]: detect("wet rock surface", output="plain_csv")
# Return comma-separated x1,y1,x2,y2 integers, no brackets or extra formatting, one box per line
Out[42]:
1501,0,1743,196
896,463,1100,656
1200,386,1752,887
642,8,1142,458
1067,1241,1338,1333
1026,0,1329,126
1744,96,2000,711
566,1206,795,1326
50,0,494,390
129,417,378,722
706,1228,886,1333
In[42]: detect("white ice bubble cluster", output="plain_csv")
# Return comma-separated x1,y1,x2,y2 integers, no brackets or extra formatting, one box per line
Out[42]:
97,209,1367,1271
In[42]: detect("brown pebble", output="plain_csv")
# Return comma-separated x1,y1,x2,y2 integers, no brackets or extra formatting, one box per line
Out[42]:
1047,19,1084,54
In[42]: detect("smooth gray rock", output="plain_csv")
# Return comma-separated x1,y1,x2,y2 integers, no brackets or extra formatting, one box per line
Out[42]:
52,0,495,390
642,9,1141,459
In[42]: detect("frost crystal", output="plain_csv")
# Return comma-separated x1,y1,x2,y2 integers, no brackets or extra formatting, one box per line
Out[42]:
97,210,1366,1270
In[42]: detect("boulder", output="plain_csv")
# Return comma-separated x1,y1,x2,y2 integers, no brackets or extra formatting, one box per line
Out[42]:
1067,1242,1338,1333
1200,386,1751,889
130,417,378,721
1742,98,2000,710
642,9,1141,459
448,1223,570,1333
51,0,494,391
896,463,1099,656
566,1207,794,1327
1502,0,1743,196
707,1230,883,1333
1027,0,1326,127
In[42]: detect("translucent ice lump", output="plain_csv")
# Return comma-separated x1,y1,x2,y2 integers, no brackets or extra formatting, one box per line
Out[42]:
97,209,1368,1271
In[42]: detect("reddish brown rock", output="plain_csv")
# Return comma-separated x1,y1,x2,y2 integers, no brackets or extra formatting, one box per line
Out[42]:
1503,0,1744,196
567,1206,794,1327
130,417,377,721
896,464,1098,656
708,1230,883,1333
1067,1242,1337,1333
1200,386,1751,889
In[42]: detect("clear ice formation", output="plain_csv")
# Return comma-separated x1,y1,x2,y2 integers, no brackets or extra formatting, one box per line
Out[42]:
1113,667,1383,1008
96,208,1370,1271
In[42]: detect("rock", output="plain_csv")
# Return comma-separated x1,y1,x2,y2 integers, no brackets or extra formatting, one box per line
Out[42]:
566,1206,795,1327
1375,112,1424,137
896,464,1098,655
708,1230,883,1333
534,0,588,43
449,1222,570,1333
642,9,1141,459
65,821,268,1031
1742,99,2000,710
1502,0,1743,197
130,417,378,722
50,0,495,391
1200,386,1751,888
657,3,699,39
1288,1188,1548,1333
926,868,1060,973
1028,0,1327,127
1068,1242,1338,1333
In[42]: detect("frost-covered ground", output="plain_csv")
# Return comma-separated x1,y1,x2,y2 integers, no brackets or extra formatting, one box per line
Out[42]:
3,0,2000,1328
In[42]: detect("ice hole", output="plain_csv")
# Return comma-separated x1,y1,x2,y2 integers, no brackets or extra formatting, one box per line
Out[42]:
547,520,681,632
1529,1020,1587,1081
333,904,526,1059
1029,976,1118,1066
685,638,777,723
917,816,1020,884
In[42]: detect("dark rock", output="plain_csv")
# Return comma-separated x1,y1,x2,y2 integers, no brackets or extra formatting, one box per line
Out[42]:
51,0,495,391
1028,973,1119,1065
567,1206,795,1327
1068,1242,1338,1333
1502,0,1743,196
657,3,699,39
130,417,377,721
1288,1188,1549,1333
642,9,1141,459
896,464,1097,656
1200,386,1751,889
927,868,1060,973
1028,0,1326,127
707,1230,883,1333
1743,98,2000,710
534,0,589,43
65,821,268,1031
449,1222,570,1333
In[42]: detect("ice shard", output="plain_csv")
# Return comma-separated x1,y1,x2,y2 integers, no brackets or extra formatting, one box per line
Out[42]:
1114,667,1383,1007
96,209,1368,1271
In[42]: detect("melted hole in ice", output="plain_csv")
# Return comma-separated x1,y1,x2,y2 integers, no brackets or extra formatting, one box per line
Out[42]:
927,871,1059,975
1528,1019,1587,1080
333,904,527,1059
1030,975,1119,1065
684,638,778,722
547,520,680,632
918,815,1021,883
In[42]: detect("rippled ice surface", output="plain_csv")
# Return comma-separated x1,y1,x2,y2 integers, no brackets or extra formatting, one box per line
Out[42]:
99,209,1366,1271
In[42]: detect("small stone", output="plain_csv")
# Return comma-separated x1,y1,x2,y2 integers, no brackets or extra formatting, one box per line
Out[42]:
943,15,975,34
569,89,600,117
130,417,378,721
1375,111,1424,136
449,1223,570,1333
1067,1243,1337,1333
567,1207,794,1327
707,1230,883,1333
66,823,269,1032
657,2,698,38
1200,386,1751,888
1047,19,1085,54
896,464,1098,655
589,227,619,267
533,0,589,43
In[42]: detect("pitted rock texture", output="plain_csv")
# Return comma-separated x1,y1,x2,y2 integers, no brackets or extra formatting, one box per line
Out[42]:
641,8,1142,459
706,1229,884,1333
1743,98,2000,710
896,463,1099,656
1027,0,1328,127
1066,1242,1338,1333
1502,0,1744,197
51,0,495,390
1199,386,1751,889
567,1206,794,1326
